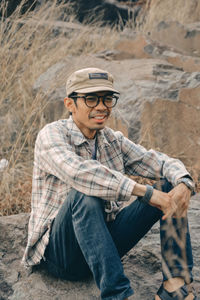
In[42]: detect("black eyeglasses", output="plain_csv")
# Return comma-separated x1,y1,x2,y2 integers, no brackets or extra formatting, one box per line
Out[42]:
71,94,119,108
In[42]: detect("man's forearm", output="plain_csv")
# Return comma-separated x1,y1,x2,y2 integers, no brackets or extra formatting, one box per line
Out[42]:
132,183,147,197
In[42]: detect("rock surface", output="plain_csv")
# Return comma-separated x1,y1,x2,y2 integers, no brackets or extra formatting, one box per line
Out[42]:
150,22,200,57
33,50,200,177
140,86,200,180
0,193,199,300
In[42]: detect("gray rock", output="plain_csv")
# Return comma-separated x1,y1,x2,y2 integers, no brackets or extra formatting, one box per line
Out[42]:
0,194,200,299
150,21,200,57
31,51,200,177
32,54,200,143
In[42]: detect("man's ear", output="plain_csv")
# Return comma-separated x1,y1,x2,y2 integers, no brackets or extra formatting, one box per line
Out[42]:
64,97,75,114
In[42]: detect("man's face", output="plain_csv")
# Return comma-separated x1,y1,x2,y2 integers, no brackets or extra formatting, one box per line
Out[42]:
65,91,114,139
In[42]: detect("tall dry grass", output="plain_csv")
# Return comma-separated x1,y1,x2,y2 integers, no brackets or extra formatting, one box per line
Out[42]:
0,0,121,216
0,1,199,217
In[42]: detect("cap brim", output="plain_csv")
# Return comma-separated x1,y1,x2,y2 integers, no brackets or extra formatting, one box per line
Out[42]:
74,86,120,94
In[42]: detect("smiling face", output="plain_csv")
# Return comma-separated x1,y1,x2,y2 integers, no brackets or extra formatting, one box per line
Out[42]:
64,92,113,139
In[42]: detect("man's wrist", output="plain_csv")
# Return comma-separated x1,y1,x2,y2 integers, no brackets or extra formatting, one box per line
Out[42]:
176,177,195,194
132,183,154,204
138,185,154,204
132,183,147,197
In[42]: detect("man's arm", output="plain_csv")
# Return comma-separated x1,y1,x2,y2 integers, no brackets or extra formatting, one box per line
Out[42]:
35,122,136,203
119,132,191,185
118,132,195,218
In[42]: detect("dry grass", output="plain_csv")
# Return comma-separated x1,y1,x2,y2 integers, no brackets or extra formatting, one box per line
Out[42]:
0,0,120,216
0,1,199,217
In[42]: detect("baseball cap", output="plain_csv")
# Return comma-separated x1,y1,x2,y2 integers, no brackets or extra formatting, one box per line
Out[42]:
66,67,119,96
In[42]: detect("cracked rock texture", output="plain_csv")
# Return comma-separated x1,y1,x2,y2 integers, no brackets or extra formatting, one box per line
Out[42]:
33,52,200,178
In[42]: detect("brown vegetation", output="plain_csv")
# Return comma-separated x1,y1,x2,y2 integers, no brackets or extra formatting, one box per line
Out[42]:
0,0,120,216
0,1,199,217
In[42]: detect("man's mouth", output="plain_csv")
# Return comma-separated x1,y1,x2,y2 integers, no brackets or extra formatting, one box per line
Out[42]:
90,115,109,123
93,115,107,120
89,112,109,120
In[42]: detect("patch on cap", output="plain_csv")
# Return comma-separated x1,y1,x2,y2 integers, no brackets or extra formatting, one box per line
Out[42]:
89,73,108,80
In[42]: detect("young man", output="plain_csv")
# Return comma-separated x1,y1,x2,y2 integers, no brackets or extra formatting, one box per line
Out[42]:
23,68,198,300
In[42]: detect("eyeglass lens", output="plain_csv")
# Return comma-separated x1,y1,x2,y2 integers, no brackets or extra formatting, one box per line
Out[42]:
85,95,118,108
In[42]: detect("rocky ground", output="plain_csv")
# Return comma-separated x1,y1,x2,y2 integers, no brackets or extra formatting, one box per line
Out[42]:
0,193,199,300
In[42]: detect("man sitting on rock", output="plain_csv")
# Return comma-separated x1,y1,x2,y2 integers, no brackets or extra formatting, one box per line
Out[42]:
22,67,198,300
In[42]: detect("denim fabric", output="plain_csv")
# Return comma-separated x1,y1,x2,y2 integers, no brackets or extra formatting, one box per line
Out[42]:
44,180,193,299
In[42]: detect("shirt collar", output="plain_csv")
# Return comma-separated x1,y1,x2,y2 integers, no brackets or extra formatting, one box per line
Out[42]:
67,116,86,146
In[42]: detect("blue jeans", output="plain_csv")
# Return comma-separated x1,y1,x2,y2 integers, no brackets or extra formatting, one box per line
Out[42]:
44,180,193,300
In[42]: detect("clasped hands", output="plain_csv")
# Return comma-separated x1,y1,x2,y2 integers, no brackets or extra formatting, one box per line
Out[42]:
149,183,192,220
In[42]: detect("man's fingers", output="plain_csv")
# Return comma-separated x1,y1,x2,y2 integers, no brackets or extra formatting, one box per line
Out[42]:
161,196,177,220
151,185,191,220
162,206,176,220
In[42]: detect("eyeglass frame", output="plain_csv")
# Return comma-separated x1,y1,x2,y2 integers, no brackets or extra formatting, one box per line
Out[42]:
70,92,119,108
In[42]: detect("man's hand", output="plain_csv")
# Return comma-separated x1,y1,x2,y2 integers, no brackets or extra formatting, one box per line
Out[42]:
149,189,177,220
132,183,177,220
168,183,192,218
132,182,192,220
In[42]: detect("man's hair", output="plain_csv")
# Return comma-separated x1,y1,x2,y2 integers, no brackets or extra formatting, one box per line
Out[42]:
68,92,77,98
68,92,77,115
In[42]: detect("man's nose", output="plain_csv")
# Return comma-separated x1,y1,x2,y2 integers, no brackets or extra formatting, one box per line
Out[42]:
95,98,107,110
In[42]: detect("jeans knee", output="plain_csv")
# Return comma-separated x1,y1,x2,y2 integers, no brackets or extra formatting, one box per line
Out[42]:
69,189,104,212
84,195,105,214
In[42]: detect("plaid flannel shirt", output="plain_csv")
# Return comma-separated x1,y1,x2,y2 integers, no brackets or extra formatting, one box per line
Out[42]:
22,116,190,267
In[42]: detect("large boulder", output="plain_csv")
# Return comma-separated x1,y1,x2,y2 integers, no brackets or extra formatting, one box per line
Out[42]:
149,22,200,57
110,34,200,72
163,51,200,73
0,193,200,300
141,86,200,180
135,1,200,57
33,52,200,175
